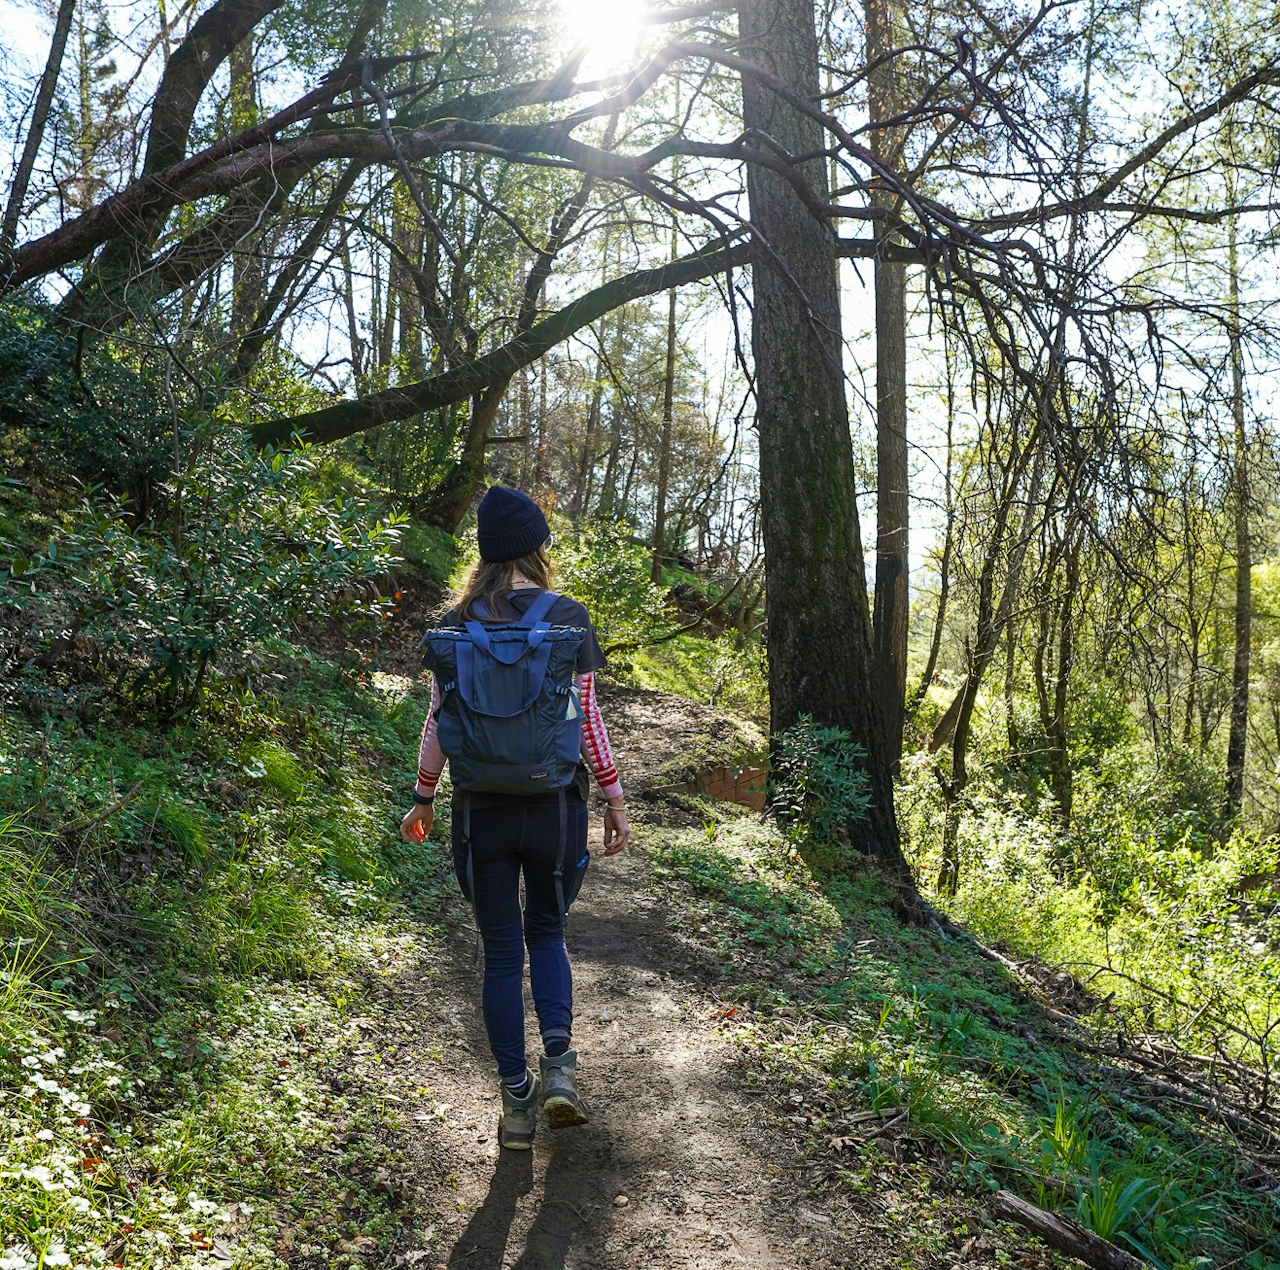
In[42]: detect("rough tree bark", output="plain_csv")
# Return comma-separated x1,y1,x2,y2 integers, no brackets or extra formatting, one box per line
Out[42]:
81,0,290,307
738,0,911,884
907,340,954,723
866,0,910,774
652,223,679,584
993,1192,1143,1270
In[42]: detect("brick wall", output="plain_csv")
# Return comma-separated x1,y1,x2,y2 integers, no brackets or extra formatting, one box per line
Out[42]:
663,764,768,812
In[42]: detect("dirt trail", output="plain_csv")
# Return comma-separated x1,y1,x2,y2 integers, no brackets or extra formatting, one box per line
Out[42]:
375,687,887,1270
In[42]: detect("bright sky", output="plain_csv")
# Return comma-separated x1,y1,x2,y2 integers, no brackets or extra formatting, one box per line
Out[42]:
559,0,646,79
1,0,46,73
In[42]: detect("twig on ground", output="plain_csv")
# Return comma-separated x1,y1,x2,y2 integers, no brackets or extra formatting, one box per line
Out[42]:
56,781,145,838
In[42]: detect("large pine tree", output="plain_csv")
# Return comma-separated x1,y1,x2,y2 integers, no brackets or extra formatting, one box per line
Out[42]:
737,0,913,888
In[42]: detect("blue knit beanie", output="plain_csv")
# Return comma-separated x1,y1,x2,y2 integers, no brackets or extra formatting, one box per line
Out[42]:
476,486,550,562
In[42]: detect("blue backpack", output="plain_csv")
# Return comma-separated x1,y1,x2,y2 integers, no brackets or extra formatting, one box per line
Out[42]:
421,590,587,922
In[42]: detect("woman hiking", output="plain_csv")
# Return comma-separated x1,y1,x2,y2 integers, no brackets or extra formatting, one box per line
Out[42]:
399,485,630,1150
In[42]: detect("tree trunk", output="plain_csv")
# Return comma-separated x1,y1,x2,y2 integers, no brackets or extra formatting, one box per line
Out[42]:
992,1193,1143,1270
598,306,626,516
652,273,677,583
1225,210,1250,817
419,381,510,530
80,0,289,308
1033,536,1078,826
738,0,910,885
1,0,77,258
228,37,263,342
934,435,1045,893
907,343,954,724
573,355,603,515
233,160,364,379
866,0,909,775
1004,619,1019,758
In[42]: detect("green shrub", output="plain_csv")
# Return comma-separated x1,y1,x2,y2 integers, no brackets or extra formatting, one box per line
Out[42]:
398,521,457,583
239,739,308,801
553,517,674,654
0,297,171,504
1,435,403,715
623,631,769,717
771,715,872,867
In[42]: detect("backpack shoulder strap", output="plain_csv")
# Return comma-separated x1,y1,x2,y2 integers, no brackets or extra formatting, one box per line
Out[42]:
515,589,559,628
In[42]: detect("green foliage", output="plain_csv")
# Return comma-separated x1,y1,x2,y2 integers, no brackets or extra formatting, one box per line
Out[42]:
1076,1169,1159,1249
0,638,457,1270
552,517,674,653
0,298,171,504
397,520,458,583
651,815,842,952
239,739,309,800
622,631,769,718
650,807,1276,1269
771,715,871,866
901,720,1280,1079
1,434,402,715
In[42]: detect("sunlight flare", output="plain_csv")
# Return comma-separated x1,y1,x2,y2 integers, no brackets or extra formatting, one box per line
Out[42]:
560,0,646,79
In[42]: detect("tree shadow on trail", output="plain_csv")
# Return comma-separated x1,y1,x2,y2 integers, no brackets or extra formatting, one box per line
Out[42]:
446,1135,613,1270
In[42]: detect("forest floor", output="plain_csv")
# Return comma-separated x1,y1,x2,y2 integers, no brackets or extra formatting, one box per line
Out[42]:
308,684,1061,1270
7,571,1269,1270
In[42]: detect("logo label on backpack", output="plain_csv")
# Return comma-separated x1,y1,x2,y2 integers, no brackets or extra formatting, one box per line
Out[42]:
530,770,549,779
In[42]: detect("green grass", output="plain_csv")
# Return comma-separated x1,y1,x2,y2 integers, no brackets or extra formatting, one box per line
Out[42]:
0,642,456,1270
646,803,1280,1270
396,521,458,584
613,631,768,719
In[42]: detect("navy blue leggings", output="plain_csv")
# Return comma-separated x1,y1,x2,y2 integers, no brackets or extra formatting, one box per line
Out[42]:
452,792,589,1080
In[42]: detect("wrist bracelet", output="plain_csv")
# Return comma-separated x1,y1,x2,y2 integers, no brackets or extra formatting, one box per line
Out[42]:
411,791,435,805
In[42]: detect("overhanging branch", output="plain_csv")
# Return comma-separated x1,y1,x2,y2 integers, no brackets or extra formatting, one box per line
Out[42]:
249,239,755,448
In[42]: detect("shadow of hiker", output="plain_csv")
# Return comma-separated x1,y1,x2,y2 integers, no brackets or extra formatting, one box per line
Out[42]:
506,1133,612,1270
446,1147,534,1268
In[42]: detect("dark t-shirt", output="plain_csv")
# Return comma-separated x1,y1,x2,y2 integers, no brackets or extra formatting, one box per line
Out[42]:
426,588,606,676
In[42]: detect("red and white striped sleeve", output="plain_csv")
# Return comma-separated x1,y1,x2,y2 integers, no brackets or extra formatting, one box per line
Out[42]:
579,672,623,801
415,678,446,798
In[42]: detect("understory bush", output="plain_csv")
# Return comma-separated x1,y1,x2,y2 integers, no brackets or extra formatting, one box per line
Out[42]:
621,631,768,717
1,437,402,715
650,803,1280,1269
899,692,1280,1079
770,715,871,866
0,299,172,507
551,516,673,654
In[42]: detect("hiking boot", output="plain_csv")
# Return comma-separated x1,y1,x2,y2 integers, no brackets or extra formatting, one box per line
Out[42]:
498,1070,540,1150
539,1049,589,1129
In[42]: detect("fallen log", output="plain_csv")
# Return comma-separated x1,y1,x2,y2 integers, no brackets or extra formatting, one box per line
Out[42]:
993,1192,1145,1270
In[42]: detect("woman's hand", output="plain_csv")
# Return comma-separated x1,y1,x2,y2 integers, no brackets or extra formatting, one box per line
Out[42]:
602,803,630,855
401,802,434,844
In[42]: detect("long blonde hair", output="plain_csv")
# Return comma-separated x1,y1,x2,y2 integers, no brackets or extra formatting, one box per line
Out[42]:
452,544,553,621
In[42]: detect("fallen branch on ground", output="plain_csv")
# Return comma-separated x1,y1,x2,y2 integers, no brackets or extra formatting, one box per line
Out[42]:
993,1192,1144,1270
